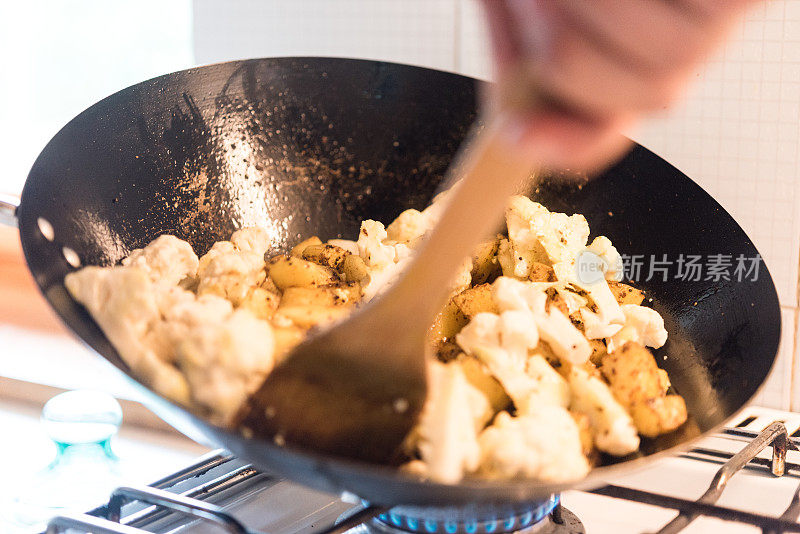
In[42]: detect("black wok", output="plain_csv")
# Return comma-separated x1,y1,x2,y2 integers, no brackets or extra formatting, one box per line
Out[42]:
6,57,780,506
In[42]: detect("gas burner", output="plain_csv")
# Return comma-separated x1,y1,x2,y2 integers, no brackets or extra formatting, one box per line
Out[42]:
41,409,800,534
353,497,584,534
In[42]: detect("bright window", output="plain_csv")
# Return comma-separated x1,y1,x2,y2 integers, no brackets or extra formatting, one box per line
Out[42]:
0,1,193,195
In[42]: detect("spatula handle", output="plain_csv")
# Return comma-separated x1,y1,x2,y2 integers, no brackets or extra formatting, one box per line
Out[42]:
358,114,537,344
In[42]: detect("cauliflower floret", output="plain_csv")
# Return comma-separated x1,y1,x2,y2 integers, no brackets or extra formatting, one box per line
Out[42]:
501,197,625,340
492,277,591,364
357,221,411,300
569,367,640,456
358,216,471,301
231,226,271,257
554,285,588,314
505,196,590,275
522,355,571,410
65,266,191,405
177,309,275,426
456,312,570,412
415,361,486,484
65,266,159,350
456,312,537,369
146,288,235,363
477,409,590,482
359,244,414,301
122,235,199,286
607,304,668,352
385,186,457,245
327,239,359,255
535,308,593,365
196,245,266,306
357,220,395,268
197,241,235,271
386,209,427,243
553,262,625,340
586,236,623,281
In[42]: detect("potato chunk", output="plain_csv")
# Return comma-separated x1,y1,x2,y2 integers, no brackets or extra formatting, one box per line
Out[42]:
279,284,360,308
290,236,322,257
588,338,607,366
341,254,369,284
528,262,556,282
266,256,338,289
600,342,687,437
470,238,501,285
629,396,688,438
273,305,349,329
608,281,645,305
570,410,595,458
302,243,350,271
239,287,280,320
272,324,305,362
451,284,499,319
429,300,469,341
457,354,511,416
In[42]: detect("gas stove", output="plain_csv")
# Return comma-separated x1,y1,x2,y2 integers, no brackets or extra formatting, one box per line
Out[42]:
43,407,800,534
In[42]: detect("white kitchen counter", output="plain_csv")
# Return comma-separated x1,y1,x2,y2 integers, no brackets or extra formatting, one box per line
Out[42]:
0,396,208,532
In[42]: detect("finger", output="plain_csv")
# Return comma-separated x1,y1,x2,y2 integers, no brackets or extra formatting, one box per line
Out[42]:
504,109,634,172
479,0,521,68
500,0,758,117
673,0,763,23
554,0,706,72
533,15,685,117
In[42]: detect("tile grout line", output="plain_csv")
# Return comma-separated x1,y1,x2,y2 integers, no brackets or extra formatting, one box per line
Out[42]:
789,0,800,412
790,305,800,410
453,0,461,73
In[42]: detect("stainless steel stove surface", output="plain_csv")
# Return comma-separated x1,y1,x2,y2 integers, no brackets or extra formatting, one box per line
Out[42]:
44,407,800,534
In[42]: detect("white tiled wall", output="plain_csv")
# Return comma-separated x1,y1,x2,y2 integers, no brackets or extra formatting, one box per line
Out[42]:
193,0,800,410
193,0,459,71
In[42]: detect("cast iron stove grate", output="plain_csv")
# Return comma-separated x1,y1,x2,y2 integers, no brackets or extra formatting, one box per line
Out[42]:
41,418,800,534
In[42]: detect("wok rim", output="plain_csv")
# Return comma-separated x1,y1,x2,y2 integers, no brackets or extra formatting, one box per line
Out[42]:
16,56,782,505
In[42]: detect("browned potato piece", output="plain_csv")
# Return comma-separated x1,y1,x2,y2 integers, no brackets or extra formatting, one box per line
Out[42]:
544,288,569,316
178,275,199,292
608,281,645,305
529,262,557,282
630,396,688,438
240,287,280,319
290,236,322,257
302,243,350,271
429,300,469,340
600,342,687,436
273,305,349,329
280,285,359,308
452,284,499,319
261,277,280,294
570,410,595,457
267,256,338,290
272,325,305,362
470,237,501,285
533,343,563,374
657,368,671,393
457,354,511,414
341,254,369,284
601,342,663,404
588,338,607,366
434,339,462,363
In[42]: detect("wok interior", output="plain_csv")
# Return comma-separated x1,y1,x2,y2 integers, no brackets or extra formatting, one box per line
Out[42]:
19,58,780,505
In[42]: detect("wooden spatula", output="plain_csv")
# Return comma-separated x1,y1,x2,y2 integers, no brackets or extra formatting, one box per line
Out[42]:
236,115,536,464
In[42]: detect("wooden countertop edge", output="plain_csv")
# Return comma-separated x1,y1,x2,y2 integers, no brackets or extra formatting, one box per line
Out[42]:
0,375,186,437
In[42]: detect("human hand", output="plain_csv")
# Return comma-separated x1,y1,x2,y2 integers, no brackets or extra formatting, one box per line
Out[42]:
481,0,759,171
